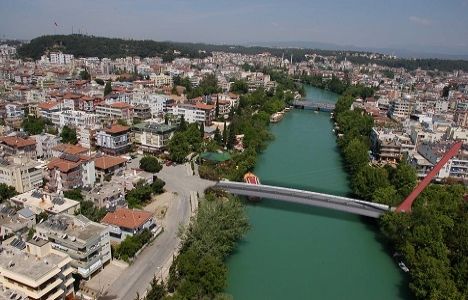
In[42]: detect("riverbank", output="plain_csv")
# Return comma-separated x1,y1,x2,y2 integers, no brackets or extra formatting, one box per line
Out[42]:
226,85,410,299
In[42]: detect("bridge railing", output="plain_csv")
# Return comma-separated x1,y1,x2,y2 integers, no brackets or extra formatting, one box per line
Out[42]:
216,181,391,212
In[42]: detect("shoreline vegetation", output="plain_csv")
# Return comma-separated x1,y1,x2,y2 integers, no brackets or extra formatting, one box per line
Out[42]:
331,81,468,299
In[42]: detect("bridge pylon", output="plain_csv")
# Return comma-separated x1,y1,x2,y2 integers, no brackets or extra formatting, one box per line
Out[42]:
396,141,463,213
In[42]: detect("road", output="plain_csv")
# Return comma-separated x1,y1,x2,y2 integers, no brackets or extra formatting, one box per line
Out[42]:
104,162,214,300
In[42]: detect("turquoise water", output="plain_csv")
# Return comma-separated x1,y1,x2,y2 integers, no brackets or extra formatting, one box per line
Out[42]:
226,85,411,299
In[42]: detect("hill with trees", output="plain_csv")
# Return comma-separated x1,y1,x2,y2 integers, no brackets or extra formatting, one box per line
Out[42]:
17,34,468,71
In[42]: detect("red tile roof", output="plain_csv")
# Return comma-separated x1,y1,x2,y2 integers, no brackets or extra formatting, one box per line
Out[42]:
38,101,60,110
53,143,89,155
0,136,36,148
94,155,127,170
111,102,132,109
104,124,130,134
47,158,81,173
101,208,153,230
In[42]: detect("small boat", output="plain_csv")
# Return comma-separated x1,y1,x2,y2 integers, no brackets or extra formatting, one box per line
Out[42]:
398,262,409,272
314,111,319,114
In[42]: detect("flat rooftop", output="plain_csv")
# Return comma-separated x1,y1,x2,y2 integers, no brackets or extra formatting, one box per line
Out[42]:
37,214,107,244
10,190,79,214
0,245,64,283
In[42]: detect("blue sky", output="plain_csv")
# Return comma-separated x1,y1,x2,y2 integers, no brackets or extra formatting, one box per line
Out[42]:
1,0,467,54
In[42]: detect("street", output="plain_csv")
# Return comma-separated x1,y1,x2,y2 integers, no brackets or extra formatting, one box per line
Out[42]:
103,162,214,299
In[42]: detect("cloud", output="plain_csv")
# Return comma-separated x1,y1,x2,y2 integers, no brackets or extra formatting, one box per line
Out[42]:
409,16,432,26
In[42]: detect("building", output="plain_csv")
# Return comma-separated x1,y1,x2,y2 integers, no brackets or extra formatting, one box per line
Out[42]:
51,143,89,158
101,208,155,241
0,205,35,239
95,102,133,123
51,110,98,128
0,136,36,159
31,133,61,159
0,242,74,300
0,156,43,193
94,155,127,181
37,101,62,120
133,104,152,120
35,214,111,279
77,127,97,149
169,103,215,125
9,189,80,215
132,122,177,153
95,125,131,155
388,98,414,120
46,154,95,192
49,51,74,64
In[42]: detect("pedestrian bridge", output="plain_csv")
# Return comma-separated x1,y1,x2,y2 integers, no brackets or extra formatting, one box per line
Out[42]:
215,181,393,218
292,100,336,112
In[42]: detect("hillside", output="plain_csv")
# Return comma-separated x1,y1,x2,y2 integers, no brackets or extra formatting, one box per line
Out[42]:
17,34,468,72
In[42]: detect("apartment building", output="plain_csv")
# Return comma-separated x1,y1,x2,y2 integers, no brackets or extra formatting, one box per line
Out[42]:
169,103,215,125
0,241,74,300
95,102,133,122
49,52,74,64
46,154,95,192
0,156,43,193
51,110,98,128
151,74,173,87
94,155,127,181
388,98,415,120
37,101,62,120
9,190,80,215
370,128,414,164
31,133,61,159
132,122,177,153
95,125,131,155
35,214,111,279
131,93,172,117
0,136,36,159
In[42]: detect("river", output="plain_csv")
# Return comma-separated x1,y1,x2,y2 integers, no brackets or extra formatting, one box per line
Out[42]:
226,85,411,299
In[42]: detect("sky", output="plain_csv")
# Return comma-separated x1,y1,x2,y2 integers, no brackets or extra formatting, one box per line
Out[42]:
1,0,468,55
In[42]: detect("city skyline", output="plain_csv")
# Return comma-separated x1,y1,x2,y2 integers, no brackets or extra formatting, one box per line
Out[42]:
1,0,468,56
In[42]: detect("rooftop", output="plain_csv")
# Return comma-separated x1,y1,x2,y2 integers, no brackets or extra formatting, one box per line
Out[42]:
94,155,127,170
53,143,89,155
37,214,108,244
133,122,177,134
0,136,36,148
10,190,80,215
101,208,153,230
104,124,130,134
0,244,65,283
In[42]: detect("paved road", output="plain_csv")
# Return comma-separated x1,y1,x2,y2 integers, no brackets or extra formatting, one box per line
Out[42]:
104,163,214,300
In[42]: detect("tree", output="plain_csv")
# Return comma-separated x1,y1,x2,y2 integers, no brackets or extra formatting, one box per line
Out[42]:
442,85,450,98
199,122,205,139
117,119,128,126
79,68,91,80
164,114,169,125
391,161,417,199
145,276,166,300
343,138,369,174
22,116,46,135
372,185,399,206
60,126,78,144
352,165,390,201
226,124,236,150
178,115,187,131
0,183,17,203
104,80,112,96
151,178,165,194
63,188,83,201
214,128,222,145
95,78,104,85
230,80,249,94
215,99,219,118
222,121,227,145
76,201,107,222
140,156,162,173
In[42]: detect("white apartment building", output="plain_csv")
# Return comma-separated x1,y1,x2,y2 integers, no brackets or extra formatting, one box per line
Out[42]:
168,103,215,125
132,122,177,153
49,52,74,64
31,133,61,159
131,92,172,117
0,241,75,300
5,103,24,118
35,214,112,279
151,74,173,87
95,102,133,122
51,110,98,128
0,157,43,193
95,125,131,155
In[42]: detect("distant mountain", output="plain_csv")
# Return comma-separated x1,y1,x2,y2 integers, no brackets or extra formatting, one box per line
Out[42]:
248,41,468,60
